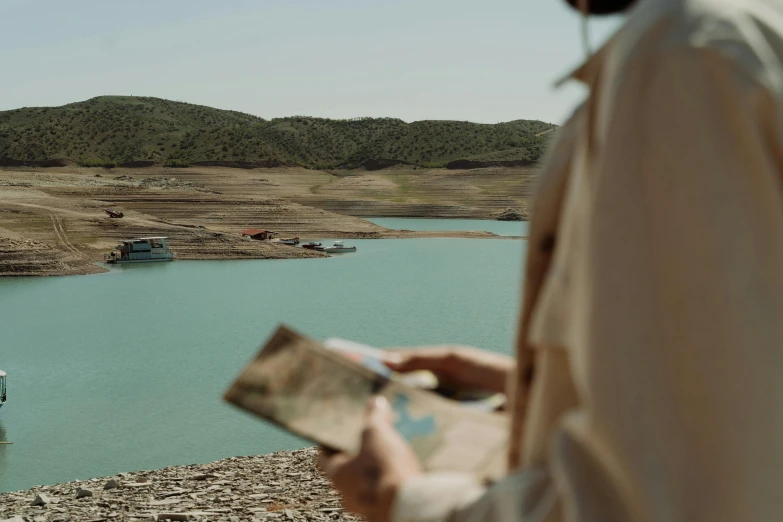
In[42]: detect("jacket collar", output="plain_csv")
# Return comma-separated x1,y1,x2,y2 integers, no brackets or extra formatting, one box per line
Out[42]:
553,32,615,88
556,0,681,88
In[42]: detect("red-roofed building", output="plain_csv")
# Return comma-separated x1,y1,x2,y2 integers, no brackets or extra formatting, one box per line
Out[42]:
241,229,276,240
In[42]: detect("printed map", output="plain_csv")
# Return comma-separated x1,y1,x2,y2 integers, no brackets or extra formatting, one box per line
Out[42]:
224,325,509,480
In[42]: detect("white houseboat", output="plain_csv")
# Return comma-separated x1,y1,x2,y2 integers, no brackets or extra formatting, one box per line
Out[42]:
105,237,176,264
323,241,357,253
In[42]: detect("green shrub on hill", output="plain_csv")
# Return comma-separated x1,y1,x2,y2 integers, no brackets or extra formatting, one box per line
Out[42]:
76,158,116,168
0,96,557,169
164,159,190,168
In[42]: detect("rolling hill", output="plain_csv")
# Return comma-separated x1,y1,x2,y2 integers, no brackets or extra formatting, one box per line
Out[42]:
0,96,556,169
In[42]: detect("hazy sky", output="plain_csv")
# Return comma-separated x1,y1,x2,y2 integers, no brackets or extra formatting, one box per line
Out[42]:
0,0,621,124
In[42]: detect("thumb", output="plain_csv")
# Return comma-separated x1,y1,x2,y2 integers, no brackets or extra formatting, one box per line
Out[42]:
366,395,394,427
360,396,395,449
382,350,406,370
361,395,410,456
383,347,453,373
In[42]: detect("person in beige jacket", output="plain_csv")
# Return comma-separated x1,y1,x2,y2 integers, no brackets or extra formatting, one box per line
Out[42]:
320,0,783,520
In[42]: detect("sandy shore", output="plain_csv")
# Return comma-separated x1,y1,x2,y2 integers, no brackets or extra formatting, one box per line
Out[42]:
0,166,532,276
0,448,357,522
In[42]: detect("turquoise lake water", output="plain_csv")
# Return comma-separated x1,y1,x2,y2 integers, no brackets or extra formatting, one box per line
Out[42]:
0,220,528,493
368,218,528,237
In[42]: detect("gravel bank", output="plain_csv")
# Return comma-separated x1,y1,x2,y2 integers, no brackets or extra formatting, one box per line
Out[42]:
0,448,357,522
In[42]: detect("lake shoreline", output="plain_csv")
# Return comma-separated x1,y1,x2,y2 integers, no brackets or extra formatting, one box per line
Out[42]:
0,166,529,277
0,447,356,521
0,230,525,278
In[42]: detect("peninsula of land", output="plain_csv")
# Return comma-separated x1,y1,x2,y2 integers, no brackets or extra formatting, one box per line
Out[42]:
0,96,549,276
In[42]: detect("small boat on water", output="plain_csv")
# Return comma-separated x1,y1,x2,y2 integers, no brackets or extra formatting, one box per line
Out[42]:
302,242,324,251
323,241,357,253
0,370,6,409
272,237,300,246
104,237,176,264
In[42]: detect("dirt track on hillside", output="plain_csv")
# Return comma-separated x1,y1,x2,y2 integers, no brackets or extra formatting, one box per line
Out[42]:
0,166,532,276
167,165,537,219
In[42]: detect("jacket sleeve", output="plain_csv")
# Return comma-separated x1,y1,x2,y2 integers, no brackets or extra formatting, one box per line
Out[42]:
392,467,556,522
539,42,783,520
392,473,486,522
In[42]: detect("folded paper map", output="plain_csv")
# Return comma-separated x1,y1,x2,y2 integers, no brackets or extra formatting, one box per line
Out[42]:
223,325,509,480
323,337,507,411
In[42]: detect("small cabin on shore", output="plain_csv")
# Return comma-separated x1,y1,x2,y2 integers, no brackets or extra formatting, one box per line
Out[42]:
241,229,276,241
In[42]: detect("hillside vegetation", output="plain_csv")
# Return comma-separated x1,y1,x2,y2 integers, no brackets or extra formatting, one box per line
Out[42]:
0,96,556,169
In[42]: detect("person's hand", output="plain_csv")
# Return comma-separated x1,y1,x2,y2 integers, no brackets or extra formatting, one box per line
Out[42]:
384,345,514,394
319,396,422,522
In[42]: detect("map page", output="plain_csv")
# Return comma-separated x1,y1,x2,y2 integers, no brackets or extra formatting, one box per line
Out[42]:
223,325,508,480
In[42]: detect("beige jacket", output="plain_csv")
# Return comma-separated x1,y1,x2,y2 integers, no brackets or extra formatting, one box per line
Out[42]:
393,0,783,521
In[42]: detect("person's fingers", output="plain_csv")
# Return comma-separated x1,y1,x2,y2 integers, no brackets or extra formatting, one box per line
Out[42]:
365,395,394,426
317,447,333,471
361,397,391,448
381,351,404,366
362,395,418,462
323,398,398,478
382,347,455,372
319,446,339,457
360,395,405,455
318,449,352,477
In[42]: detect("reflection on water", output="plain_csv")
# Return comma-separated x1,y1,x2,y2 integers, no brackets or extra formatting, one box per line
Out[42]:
367,218,529,237
96,261,178,276
0,420,8,484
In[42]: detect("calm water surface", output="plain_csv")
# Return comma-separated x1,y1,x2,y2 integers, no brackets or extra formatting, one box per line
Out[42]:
0,229,525,492
368,218,529,237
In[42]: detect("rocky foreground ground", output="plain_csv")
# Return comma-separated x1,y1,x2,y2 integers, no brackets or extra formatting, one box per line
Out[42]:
0,448,358,522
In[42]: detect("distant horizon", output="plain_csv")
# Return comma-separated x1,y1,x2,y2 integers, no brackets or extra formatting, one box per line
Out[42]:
1,1,621,125
1,94,559,126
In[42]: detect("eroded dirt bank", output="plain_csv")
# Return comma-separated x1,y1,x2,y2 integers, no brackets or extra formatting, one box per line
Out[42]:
0,166,531,276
